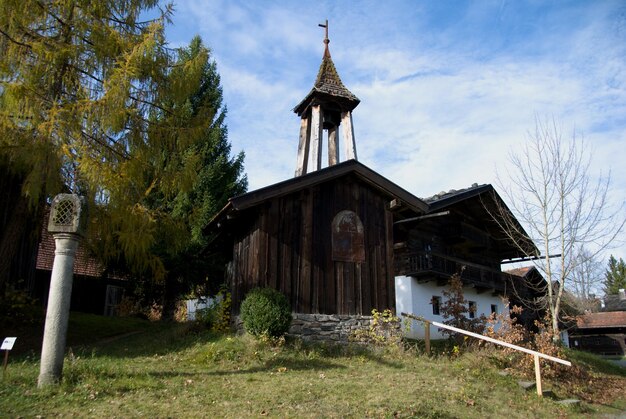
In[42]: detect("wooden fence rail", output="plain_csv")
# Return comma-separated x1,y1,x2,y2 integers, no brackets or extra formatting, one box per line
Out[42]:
401,312,571,397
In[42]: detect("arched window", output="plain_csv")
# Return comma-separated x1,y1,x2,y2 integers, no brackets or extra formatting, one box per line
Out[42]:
331,210,365,262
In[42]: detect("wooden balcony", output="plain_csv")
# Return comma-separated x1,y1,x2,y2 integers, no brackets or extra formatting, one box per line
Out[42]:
394,251,508,293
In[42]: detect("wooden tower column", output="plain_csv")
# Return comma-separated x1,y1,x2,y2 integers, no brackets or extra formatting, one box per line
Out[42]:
293,20,361,177
310,105,324,172
341,111,357,161
295,117,310,176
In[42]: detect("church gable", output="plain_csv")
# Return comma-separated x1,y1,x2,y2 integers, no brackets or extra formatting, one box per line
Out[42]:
225,168,423,316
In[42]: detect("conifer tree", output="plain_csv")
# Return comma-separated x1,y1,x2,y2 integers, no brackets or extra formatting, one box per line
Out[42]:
604,255,626,296
0,1,221,298
142,36,247,314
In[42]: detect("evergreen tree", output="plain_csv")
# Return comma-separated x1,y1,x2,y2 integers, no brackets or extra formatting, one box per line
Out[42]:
0,1,217,298
604,255,626,295
144,36,247,314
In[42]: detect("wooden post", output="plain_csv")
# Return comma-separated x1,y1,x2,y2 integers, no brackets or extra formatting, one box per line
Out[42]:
295,116,311,176
310,105,323,171
401,312,571,368
2,337,17,379
3,350,8,378
534,354,543,397
328,126,338,166
424,322,431,356
341,111,357,160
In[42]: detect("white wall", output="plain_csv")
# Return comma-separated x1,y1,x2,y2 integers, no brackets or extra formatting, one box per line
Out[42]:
186,295,222,321
394,275,509,339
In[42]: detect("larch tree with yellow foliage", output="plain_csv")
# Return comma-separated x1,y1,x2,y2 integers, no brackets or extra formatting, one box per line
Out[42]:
0,1,245,304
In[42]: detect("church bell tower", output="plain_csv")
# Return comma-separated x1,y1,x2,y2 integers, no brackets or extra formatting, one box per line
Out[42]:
294,20,360,177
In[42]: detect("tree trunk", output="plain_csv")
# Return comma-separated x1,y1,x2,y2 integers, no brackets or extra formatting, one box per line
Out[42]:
161,275,184,321
0,194,31,300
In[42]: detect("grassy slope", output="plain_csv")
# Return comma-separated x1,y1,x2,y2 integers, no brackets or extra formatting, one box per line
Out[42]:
1,314,624,418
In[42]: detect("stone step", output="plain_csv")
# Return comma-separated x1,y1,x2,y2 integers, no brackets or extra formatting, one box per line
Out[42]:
517,380,536,391
517,380,580,405
556,399,581,406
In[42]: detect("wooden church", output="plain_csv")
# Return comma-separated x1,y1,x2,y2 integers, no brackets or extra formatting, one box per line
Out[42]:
209,23,539,340
211,24,427,316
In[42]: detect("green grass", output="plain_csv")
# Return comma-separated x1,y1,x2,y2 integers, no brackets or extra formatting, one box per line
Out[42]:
1,314,624,418
2,312,163,357
564,348,626,376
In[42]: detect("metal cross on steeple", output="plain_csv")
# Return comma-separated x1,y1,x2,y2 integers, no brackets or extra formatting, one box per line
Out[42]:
318,19,329,54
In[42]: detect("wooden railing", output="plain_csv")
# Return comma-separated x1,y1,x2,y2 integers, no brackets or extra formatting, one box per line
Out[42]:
395,251,507,291
401,312,571,397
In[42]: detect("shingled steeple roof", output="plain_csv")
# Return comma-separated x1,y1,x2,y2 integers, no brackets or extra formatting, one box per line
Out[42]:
293,24,360,116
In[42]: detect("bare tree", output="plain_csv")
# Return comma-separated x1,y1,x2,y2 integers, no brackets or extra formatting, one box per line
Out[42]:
489,117,624,340
567,246,603,312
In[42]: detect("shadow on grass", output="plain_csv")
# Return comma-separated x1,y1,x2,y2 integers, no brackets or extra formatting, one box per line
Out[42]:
64,355,346,384
72,327,224,359
10,312,408,372
9,323,224,362
158,356,347,377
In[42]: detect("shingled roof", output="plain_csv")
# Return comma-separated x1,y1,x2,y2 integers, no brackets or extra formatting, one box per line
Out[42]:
577,311,626,329
422,183,486,205
36,206,128,280
36,225,103,277
505,266,534,278
293,44,360,116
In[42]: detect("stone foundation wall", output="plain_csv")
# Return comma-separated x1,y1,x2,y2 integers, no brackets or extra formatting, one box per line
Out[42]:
233,313,374,343
288,313,373,343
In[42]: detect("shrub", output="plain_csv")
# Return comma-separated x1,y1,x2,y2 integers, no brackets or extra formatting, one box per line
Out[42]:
440,272,486,348
240,287,292,338
484,301,528,347
195,287,232,333
0,283,41,325
211,290,232,333
486,309,577,380
351,309,402,348
116,295,142,317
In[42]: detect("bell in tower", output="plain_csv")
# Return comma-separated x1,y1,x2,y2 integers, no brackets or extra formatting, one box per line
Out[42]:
293,20,360,177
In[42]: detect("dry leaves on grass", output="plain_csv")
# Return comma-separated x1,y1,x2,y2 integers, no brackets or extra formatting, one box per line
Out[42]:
563,376,626,405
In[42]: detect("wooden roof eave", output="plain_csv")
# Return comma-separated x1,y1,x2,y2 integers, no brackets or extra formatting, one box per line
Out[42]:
426,184,538,257
206,200,234,231
216,161,428,221
426,184,493,212
293,89,360,116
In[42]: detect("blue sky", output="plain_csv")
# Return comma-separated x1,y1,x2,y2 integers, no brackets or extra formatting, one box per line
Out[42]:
164,0,626,261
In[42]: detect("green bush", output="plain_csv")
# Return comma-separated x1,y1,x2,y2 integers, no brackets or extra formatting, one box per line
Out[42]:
240,287,292,338
195,289,232,334
0,284,41,325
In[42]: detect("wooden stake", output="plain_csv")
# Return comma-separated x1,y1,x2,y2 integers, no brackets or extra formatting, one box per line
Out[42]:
534,354,542,397
3,350,8,378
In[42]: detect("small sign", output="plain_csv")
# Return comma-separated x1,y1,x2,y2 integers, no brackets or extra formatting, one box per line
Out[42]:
1,337,16,351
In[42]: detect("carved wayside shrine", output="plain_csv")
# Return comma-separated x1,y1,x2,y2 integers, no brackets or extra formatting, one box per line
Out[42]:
38,194,86,387
294,20,360,177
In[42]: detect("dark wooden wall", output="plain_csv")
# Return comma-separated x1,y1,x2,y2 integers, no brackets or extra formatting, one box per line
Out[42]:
0,164,42,295
229,175,395,315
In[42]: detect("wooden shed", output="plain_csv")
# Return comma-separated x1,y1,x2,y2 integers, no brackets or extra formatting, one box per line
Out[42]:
210,160,428,316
